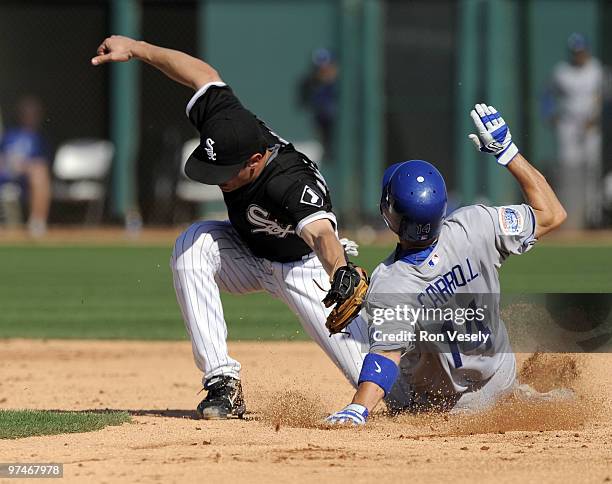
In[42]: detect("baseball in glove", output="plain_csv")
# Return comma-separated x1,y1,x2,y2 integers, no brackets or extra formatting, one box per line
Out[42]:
323,263,369,335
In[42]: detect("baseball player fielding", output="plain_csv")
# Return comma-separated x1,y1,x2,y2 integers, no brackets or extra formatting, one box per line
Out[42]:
92,35,370,419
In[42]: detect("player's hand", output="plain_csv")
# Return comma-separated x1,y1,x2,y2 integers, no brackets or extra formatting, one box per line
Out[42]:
325,403,369,426
91,35,140,66
323,263,364,307
468,103,519,166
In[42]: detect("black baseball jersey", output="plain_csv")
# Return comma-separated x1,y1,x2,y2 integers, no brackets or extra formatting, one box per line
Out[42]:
186,83,336,263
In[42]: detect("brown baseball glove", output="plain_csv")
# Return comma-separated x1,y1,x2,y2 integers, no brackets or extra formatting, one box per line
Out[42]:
323,263,369,335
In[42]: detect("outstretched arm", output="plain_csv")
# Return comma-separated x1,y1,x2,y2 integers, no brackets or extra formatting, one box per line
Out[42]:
299,219,347,277
91,35,221,90
350,350,401,408
326,350,401,426
506,154,566,238
469,103,566,238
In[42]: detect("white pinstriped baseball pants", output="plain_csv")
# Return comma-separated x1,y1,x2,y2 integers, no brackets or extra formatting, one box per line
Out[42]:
170,220,368,388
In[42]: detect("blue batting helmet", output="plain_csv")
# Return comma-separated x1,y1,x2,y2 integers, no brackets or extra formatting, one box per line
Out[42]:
380,160,447,242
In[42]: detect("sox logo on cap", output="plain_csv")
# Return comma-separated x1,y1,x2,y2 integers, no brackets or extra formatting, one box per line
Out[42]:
205,138,216,161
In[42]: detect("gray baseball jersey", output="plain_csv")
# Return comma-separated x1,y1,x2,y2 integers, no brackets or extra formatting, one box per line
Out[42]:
552,58,603,124
364,204,536,394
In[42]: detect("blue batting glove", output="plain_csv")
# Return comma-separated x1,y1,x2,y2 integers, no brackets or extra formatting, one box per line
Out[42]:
468,103,519,166
325,403,369,426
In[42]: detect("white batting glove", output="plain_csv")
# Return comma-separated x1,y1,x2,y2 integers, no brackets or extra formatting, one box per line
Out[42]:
325,403,369,426
340,238,359,257
468,103,519,166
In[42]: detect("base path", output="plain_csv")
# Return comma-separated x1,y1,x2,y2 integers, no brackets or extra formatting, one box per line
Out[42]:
1,340,611,483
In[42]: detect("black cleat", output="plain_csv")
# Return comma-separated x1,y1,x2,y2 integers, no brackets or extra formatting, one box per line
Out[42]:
197,376,246,419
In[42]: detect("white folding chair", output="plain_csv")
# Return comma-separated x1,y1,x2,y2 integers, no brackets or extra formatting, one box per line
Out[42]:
0,182,23,226
293,139,324,165
604,171,612,210
53,139,114,224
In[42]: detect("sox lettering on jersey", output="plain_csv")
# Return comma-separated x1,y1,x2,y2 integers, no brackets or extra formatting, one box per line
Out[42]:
247,204,294,238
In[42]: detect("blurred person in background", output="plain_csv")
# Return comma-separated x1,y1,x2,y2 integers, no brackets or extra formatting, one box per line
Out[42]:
0,95,51,237
543,33,604,229
298,48,339,159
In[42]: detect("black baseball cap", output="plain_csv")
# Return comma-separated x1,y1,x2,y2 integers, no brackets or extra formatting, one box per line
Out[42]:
185,110,268,185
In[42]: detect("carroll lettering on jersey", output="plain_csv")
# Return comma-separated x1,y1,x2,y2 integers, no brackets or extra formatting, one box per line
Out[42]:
418,257,480,307
247,204,295,238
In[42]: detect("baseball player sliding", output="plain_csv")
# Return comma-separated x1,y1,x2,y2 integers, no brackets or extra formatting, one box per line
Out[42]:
92,36,369,419
326,104,567,425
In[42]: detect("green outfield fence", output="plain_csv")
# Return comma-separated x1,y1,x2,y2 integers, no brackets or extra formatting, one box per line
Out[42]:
0,0,610,226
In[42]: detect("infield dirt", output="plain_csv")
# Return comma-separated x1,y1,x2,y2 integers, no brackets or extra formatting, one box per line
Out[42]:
1,340,611,483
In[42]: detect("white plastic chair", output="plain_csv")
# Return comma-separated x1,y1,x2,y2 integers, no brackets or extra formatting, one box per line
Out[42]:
604,171,612,209
53,139,114,224
0,182,23,226
293,139,324,165
176,138,224,203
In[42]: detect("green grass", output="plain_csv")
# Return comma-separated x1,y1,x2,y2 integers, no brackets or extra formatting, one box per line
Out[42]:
0,244,609,340
0,410,130,439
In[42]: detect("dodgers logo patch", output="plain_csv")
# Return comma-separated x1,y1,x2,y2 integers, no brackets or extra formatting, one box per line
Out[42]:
498,207,523,235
